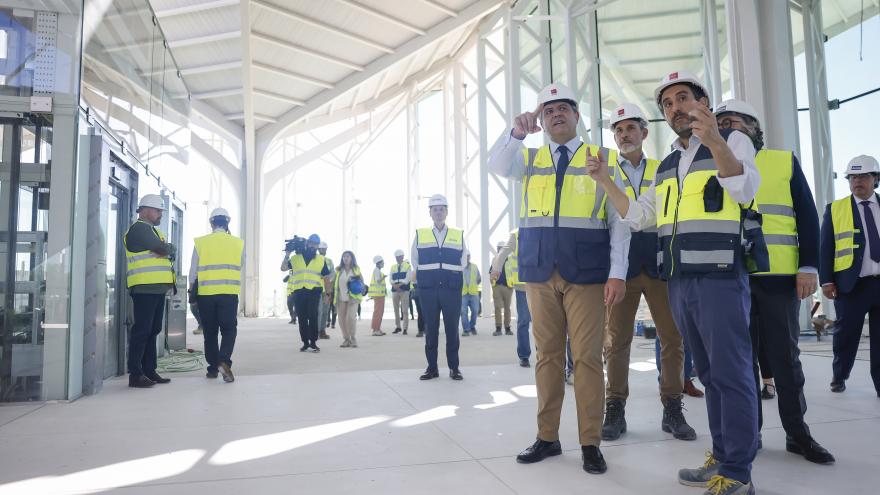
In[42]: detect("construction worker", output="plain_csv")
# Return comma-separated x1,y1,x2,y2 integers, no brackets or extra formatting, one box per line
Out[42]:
281,234,332,352
716,99,835,464
492,229,532,367
820,155,880,397
317,242,333,339
600,102,696,443
488,83,630,475
411,194,467,381
461,252,481,336
189,208,243,383
490,241,514,336
123,194,176,388
390,249,413,335
369,255,387,336
589,70,766,494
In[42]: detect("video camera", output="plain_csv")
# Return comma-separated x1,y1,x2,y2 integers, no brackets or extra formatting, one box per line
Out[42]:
284,235,307,254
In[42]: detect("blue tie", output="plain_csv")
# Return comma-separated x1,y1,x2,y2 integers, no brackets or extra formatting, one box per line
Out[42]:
861,200,880,262
555,145,570,189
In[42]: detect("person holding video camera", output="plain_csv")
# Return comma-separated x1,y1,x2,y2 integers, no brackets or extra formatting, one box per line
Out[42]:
281,234,332,352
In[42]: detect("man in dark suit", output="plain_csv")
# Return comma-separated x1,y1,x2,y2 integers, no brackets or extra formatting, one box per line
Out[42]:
820,155,880,396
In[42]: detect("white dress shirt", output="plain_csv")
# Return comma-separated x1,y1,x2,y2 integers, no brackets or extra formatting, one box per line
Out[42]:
855,193,880,277
622,131,760,232
410,224,469,273
487,131,631,280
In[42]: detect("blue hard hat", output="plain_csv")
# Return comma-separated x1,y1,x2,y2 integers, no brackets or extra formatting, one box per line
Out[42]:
348,278,366,295
308,234,321,243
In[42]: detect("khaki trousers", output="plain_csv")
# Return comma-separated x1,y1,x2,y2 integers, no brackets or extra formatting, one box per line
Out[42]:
371,296,385,331
337,300,359,345
492,284,513,328
392,291,410,330
527,270,606,447
605,271,684,404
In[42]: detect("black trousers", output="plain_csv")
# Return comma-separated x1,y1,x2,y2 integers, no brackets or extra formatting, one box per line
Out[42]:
129,293,166,376
287,293,297,320
294,289,321,345
832,276,880,392
197,294,238,372
749,276,810,440
412,291,425,333
420,286,461,371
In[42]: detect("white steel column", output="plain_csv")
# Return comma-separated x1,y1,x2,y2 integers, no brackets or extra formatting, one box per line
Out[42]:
241,0,260,316
452,64,466,229
702,0,724,107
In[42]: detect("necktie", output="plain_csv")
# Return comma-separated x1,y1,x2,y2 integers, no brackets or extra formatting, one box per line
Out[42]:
861,200,880,263
556,145,570,189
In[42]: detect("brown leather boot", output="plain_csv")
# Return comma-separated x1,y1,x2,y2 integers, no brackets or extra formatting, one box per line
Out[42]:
683,379,704,398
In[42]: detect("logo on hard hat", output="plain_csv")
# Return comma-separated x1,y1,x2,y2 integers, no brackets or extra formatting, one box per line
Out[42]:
669,72,679,80
617,108,625,116
852,165,862,170
550,88,557,95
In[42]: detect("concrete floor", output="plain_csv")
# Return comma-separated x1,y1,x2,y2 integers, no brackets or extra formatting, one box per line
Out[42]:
0,316,878,495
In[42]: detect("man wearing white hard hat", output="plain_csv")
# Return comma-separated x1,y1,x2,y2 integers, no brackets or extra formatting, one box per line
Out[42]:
368,255,387,336
488,83,631,474
123,194,176,388
389,249,413,335
189,207,244,383
600,102,698,444
489,241,514,336
589,70,766,493
411,194,468,380
716,99,834,465
317,242,334,339
820,154,880,398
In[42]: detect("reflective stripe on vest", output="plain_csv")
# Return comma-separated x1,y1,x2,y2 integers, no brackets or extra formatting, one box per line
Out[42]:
124,220,174,287
194,232,244,295
334,266,364,304
611,155,660,233
754,149,799,275
416,226,465,289
509,230,522,286
390,262,412,282
290,254,326,291
462,264,480,295
830,196,858,272
368,268,387,297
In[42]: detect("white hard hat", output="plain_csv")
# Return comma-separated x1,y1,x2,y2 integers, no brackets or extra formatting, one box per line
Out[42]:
845,155,880,176
715,99,760,124
536,83,577,107
428,194,448,207
654,70,709,105
373,255,384,264
394,249,405,257
318,242,328,249
138,194,165,210
209,207,230,219
609,102,647,128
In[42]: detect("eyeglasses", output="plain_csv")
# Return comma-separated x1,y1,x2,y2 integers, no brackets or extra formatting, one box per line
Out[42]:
717,117,743,129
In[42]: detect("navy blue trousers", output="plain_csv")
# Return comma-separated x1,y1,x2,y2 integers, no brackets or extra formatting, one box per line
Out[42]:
832,276,880,393
129,293,166,377
668,272,758,484
515,290,532,360
420,286,461,371
197,294,238,373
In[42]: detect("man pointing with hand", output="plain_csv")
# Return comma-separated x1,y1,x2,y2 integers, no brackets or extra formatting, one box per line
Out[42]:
488,83,630,476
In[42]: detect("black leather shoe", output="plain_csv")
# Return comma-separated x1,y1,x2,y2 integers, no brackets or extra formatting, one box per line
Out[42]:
516,438,562,464
581,445,607,474
206,369,219,379
218,362,234,383
450,369,463,380
299,344,309,352
602,399,626,441
786,435,835,464
519,358,530,368
393,328,402,334
128,375,155,388
830,380,846,393
505,327,513,335
145,373,170,384
420,369,439,380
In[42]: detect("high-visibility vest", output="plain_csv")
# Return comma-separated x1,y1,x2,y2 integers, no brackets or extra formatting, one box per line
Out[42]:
334,266,365,304
655,129,768,278
518,143,610,284
753,149,799,275
830,195,858,272
509,230,523,287
289,254,326,292
390,261,412,291
415,226,464,289
462,264,480,295
611,155,662,279
491,259,514,288
194,232,244,295
124,220,175,288
368,268,387,297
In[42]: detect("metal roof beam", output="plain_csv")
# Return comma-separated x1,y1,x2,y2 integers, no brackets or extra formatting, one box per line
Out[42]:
334,0,426,35
226,113,277,122
254,89,305,106
599,6,715,22
605,31,701,45
170,30,241,48
154,0,238,18
258,0,503,147
252,62,335,89
618,53,703,66
140,60,243,77
417,0,458,17
192,87,243,99
251,0,395,54
251,31,364,71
